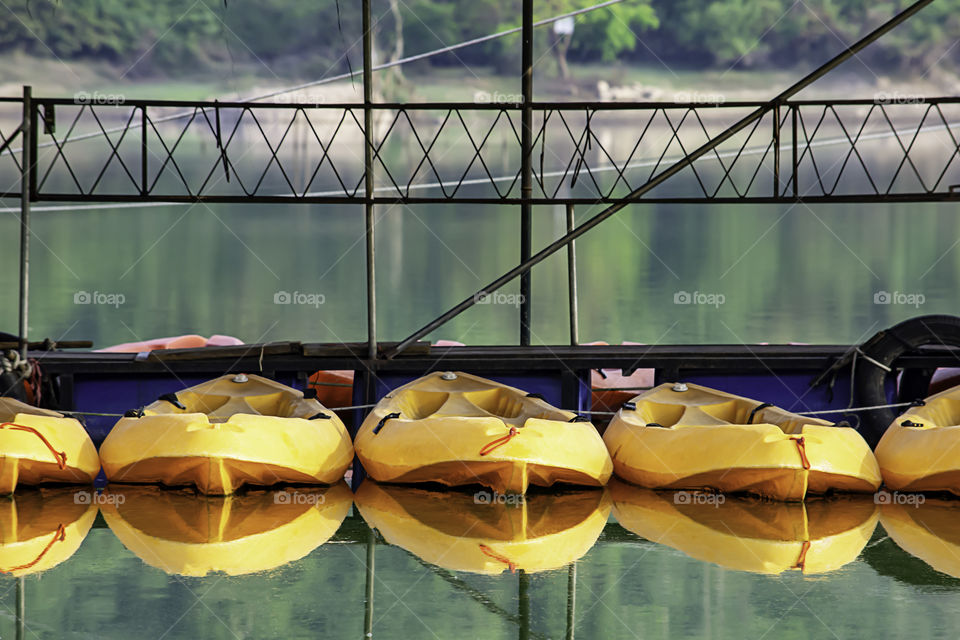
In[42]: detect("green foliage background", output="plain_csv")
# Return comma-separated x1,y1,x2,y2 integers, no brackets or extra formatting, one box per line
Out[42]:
0,0,956,76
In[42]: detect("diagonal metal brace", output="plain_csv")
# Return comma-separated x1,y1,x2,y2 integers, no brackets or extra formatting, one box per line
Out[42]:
0,124,22,158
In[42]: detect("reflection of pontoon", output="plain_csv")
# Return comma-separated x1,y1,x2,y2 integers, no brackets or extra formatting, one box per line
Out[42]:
0,488,97,576
100,482,352,576
610,479,878,575
354,481,610,574
880,499,960,579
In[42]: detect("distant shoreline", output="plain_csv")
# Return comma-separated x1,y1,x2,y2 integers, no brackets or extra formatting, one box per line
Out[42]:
0,52,954,104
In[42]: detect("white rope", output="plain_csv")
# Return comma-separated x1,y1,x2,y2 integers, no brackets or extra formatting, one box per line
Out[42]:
854,346,893,372
796,401,916,415
571,402,916,417
573,400,918,417
2,350,31,378
39,400,927,419
64,401,380,417
565,408,616,415
61,410,125,417
251,0,627,102
329,402,378,411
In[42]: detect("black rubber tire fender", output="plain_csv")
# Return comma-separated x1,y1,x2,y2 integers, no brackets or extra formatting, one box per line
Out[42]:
855,314,960,447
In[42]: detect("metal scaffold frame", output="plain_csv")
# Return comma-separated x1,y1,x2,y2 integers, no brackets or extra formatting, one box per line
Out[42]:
0,0,942,362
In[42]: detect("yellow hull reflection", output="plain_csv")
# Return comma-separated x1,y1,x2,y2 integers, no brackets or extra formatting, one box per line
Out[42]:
880,499,960,579
610,479,878,575
354,481,610,574
100,482,352,576
0,488,97,576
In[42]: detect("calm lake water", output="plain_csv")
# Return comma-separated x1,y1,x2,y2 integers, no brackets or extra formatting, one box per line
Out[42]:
1,482,958,639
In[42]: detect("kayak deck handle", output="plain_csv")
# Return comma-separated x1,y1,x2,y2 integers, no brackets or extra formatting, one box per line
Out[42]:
373,412,401,434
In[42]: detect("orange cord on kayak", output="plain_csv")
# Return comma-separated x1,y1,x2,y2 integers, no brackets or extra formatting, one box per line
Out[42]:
479,427,519,456
0,422,68,469
790,436,811,470
792,540,811,571
479,544,517,573
0,524,66,574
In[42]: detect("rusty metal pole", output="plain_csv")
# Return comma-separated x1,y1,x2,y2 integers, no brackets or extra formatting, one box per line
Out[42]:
364,526,375,639
566,562,576,640
792,105,799,198
16,576,25,640
773,103,781,197
566,204,579,345
363,0,377,361
519,0,533,345
18,86,31,361
518,569,530,640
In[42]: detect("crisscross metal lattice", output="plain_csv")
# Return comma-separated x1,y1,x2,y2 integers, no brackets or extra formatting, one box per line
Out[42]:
0,96,958,204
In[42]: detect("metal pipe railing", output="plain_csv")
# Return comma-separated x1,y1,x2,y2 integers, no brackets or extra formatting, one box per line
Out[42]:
362,0,377,362
520,0,534,346
18,86,31,359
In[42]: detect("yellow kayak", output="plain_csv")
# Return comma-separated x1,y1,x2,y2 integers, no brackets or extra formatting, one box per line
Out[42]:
603,382,881,501
0,398,100,494
880,499,960,578
100,482,352,576
875,386,960,494
610,480,878,575
100,374,354,494
354,481,609,574
0,488,97,576
355,372,612,494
